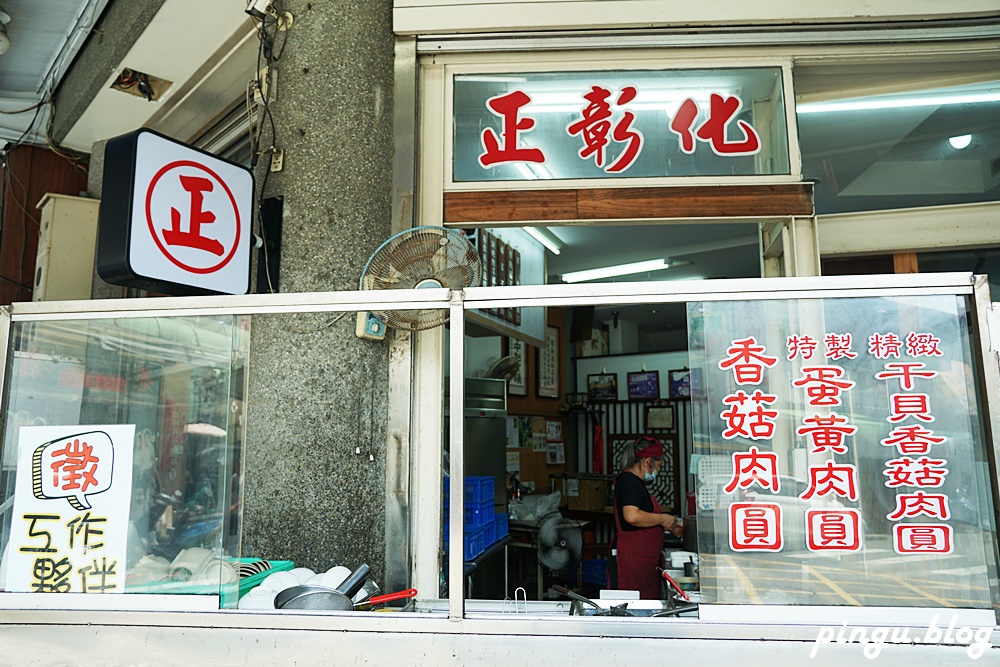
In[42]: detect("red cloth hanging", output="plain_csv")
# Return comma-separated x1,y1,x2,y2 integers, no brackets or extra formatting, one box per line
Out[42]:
592,421,604,473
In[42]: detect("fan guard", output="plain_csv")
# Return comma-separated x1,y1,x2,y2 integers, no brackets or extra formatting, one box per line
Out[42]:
537,511,583,571
360,226,482,331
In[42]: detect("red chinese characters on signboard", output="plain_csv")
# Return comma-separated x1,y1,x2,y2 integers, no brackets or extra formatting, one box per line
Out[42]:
720,390,779,440
800,460,859,502
905,332,943,357
823,333,858,360
886,491,951,521
792,366,855,406
880,425,947,455
729,502,783,551
868,332,903,359
670,94,761,156
786,334,818,361
477,86,763,173
566,86,643,173
479,91,546,168
723,446,780,494
893,523,953,554
796,412,858,454
49,439,100,494
718,337,778,385
883,456,949,488
806,509,862,552
145,161,243,275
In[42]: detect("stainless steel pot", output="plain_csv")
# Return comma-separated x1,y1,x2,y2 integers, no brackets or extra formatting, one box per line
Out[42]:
275,563,371,611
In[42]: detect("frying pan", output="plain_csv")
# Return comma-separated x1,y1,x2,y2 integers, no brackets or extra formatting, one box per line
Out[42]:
275,563,371,611
354,588,418,609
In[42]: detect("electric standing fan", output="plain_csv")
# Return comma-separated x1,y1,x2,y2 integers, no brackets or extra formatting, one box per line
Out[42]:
356,226,482,338
536,511,583,571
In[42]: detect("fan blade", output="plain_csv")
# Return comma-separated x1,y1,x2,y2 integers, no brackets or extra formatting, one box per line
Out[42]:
561,525,583,561
539,546,570,571
537,516,562,549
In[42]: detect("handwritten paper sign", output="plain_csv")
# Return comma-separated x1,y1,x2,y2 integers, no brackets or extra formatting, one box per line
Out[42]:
8,426,135,594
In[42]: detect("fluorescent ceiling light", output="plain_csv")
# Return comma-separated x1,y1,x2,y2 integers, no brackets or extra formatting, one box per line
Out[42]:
797,90,1000,114
524,227,563,255
948,134,972,149
563,259,671,283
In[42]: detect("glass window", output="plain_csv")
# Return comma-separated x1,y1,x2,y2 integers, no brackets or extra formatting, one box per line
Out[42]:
688,295,998,608
798,79,1000,215
454,67,790,182
0,316,248,604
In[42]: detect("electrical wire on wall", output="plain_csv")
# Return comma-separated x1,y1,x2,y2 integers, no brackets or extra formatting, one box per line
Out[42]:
247,0,289,294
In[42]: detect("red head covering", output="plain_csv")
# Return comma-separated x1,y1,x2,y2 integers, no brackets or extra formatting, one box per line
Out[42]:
635,436,663,459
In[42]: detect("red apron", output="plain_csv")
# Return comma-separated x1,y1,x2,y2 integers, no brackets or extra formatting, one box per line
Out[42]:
613,487,664,599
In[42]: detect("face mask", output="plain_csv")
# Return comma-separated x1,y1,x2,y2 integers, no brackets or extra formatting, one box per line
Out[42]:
644,467,658,482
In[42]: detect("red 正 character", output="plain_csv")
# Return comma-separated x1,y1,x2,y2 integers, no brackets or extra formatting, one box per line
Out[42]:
566,85,643,173
868,332,903,359
164,176,224,256
786,334,818,361
49,438,100,493
806,509,862,551
792,365,856,406
874,362,938,390
893,524,953,554
888,393,934,423
479,91,546,168
824,333,858,360
720,390,779,440
723,446,780,494
670,94,761,156
883,456,949,488
886,491,951,521
718,336,778,385
729,502,783,551
796,412,858,454
905,332,943,357
800,461,859,501
880,425,946,456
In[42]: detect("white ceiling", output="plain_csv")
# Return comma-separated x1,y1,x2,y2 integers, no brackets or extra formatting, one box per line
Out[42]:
0,0,108,144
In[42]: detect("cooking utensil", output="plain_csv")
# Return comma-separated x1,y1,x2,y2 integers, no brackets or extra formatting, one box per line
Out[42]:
659,568,689,602
551,584,633,617
355,587,417,608
275,563,370,611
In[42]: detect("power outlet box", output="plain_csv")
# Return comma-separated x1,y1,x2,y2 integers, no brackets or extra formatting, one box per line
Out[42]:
355,312,387,340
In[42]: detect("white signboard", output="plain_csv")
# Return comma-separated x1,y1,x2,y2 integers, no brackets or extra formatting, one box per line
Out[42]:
7,426,135,594
130,131,252,294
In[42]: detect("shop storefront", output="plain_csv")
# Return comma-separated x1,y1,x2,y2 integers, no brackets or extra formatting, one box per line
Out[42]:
0,273,998,664
0,1,998,664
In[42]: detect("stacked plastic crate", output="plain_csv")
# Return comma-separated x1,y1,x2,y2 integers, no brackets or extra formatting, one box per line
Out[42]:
443,476,497,560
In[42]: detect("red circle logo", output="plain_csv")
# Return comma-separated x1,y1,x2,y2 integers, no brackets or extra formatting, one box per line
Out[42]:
145,160,242,274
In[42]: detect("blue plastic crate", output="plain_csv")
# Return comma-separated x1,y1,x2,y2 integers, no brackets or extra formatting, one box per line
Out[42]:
443,525,490,560
481,520,496,548
580,558,609,586
494,512,508,538
465,476,494,504
464,499,494,528
443,476,495,505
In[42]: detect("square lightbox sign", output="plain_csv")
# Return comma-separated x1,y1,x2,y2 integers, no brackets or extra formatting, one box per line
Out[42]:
97,128,254,296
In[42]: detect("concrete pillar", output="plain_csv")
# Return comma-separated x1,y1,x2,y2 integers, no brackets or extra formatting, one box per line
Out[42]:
240,0,396,580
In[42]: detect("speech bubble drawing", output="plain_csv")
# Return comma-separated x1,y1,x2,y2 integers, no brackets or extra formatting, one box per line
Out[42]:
31,431,115,510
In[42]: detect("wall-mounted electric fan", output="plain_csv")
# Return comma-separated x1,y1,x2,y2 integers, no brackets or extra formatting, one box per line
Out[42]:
536,511,583,571
356,226,482,339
